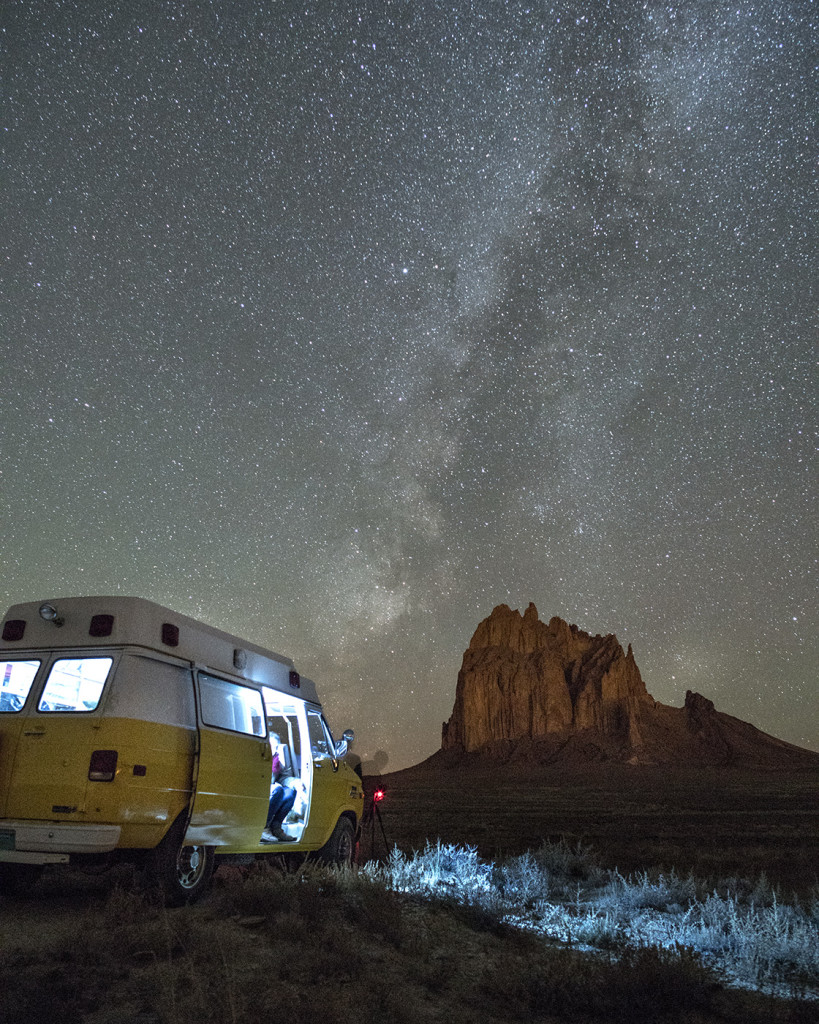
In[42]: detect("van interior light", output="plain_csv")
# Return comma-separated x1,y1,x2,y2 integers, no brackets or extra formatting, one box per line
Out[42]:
39,603,64,627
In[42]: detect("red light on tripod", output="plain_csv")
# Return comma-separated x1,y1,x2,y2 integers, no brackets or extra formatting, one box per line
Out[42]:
373,788,384,803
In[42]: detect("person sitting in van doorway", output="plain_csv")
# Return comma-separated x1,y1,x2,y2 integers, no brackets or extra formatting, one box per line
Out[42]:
261,733,296,843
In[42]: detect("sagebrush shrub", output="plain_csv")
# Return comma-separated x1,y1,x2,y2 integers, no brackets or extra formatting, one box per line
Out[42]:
371,840,819,997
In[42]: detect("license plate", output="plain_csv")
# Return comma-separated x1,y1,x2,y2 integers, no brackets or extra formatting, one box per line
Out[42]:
0,830,15,851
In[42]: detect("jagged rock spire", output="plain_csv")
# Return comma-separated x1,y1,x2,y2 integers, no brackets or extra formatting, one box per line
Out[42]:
440,604,818,766
443,604,651,753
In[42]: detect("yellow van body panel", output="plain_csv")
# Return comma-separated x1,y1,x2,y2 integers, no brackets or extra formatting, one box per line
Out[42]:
87,717,196,848
184,727,270,850
0,713,27,819
2,714,195,849
1,707,360,856
301,760,362,848
6,715,100,821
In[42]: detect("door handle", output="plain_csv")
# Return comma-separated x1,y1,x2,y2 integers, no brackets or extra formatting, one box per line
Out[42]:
24,730,46,737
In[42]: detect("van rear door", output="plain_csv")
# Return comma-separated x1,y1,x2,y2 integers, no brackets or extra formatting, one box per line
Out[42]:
4,655,115,821
0,658,43,817
184,672,270,849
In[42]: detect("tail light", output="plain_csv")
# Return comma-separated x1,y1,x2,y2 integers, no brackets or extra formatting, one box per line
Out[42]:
88,749,118,782
373,788,384,803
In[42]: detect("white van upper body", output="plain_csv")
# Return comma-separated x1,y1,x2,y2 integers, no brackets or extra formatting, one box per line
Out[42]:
0,596,320,705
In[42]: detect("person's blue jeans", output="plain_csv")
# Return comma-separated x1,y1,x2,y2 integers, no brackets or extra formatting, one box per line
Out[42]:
266,783,296,828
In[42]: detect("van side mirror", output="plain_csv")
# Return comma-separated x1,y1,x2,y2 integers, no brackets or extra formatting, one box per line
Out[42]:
335,728,354,758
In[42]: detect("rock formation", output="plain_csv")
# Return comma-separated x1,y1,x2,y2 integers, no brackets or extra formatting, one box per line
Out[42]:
440,603,818,767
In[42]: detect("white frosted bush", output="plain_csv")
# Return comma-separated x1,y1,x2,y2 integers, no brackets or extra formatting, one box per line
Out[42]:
496,850,551,904
599,869,698,913
373,841,491,899
365,839,819,998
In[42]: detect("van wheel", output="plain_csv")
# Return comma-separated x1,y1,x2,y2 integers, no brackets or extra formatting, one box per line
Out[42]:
317,817,356,865
0,863,43,898
148,821,215,906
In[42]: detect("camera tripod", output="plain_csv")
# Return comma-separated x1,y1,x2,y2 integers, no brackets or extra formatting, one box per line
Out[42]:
362,787,389,860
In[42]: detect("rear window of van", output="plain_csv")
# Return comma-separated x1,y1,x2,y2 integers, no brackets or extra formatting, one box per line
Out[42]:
38,657,113,712
0,659,40,712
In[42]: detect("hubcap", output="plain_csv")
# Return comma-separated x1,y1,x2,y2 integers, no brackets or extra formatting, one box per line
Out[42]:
177,845,207,889
338,828,353,862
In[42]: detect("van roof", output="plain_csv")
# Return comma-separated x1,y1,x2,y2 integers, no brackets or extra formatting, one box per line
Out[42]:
0,596,320,704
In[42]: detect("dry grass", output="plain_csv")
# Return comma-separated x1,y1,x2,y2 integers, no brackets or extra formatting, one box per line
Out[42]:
0,855,816,1024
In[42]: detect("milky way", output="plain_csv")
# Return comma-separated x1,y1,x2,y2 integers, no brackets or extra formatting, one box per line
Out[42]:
3,1,816,767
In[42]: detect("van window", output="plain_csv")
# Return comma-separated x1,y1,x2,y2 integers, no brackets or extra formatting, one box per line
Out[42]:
321,715,337,753
307,709,333,759
38,657,112,712
0,659,40,713
262,689,304,775
106,655,196,728
199,672,265,736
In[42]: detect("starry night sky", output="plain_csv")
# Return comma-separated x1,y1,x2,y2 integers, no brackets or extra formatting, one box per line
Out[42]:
3,1,816,768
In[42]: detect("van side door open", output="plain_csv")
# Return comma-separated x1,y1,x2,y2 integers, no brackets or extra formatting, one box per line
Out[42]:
301,709,347,846
262,691,311,844
184,672,271,849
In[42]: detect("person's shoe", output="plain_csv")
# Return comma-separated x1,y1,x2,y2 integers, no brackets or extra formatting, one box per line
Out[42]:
272,825,295,842
260,829,277,843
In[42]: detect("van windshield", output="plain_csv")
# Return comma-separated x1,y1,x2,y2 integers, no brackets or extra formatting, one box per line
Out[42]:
38,657,112,712
0,659,40,712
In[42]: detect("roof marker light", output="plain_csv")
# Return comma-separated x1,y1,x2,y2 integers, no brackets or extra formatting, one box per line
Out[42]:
161,623,179,647
89,614,114,638
2,619,26,642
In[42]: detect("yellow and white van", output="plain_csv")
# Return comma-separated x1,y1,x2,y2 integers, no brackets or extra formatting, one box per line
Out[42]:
0,596,363,903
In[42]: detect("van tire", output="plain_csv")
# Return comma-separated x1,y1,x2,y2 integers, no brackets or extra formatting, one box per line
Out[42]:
147,819,215,906
317,816,355,865
0,863,43,898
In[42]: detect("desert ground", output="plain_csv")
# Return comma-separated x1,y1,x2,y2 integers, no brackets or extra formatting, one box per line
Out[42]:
361,759,819,895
